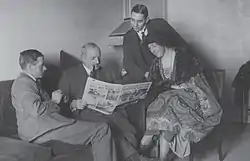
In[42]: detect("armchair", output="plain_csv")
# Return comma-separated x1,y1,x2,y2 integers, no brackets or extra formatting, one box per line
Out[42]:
234,89,250,124
189,69,226,161
232,60,250,124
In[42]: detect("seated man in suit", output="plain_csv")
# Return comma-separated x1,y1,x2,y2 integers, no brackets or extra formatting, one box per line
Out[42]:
11,49,117,161
58,42,158,161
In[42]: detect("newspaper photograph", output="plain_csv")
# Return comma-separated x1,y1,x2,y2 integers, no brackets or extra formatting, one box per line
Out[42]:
82,77,152,115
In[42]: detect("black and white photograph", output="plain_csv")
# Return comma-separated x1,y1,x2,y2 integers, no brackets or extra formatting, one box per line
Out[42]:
1,0,250,161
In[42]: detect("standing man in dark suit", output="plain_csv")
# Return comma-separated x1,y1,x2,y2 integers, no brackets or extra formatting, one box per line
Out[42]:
11,49,117,161
123,4,187,83
58,42,159,161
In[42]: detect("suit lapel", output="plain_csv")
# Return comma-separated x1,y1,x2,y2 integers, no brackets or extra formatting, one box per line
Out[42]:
20,73,50,101
75,65,89,99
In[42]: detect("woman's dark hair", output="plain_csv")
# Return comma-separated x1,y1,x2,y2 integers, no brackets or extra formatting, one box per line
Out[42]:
131,4,148,18
146,35,167,47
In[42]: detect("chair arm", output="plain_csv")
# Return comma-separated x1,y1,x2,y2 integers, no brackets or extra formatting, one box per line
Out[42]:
233,87,250,123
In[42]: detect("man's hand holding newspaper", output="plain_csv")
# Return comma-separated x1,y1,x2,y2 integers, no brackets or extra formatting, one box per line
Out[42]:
81,77,152,115
70,99,88,111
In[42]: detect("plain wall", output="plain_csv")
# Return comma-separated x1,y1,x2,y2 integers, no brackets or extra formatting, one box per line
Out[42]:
167,0,250,83
0,0,123,81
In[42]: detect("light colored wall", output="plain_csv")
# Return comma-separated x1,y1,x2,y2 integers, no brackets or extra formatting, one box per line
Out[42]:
167,0,250,82
0,0,123,81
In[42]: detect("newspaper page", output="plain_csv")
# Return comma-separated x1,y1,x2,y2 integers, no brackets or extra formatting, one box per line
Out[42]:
82,77,151,115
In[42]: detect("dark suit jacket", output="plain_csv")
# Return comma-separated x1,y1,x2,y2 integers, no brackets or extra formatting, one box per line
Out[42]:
58,64,89,116
123,18,188,83
11,73,74,142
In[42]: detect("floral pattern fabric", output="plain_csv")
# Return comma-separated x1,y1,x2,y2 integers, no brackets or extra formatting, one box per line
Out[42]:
145,73,222,156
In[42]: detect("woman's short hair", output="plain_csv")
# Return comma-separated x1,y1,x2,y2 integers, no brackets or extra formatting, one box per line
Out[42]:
131,4,148,18
19,49,44,69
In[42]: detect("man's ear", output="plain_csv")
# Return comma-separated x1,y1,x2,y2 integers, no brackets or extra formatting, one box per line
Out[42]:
24,63,32,74
26,63,32,71
145,17,150,24
80,53,85,63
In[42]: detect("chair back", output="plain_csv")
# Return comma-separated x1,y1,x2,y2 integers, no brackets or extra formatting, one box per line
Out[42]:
205,69,225,101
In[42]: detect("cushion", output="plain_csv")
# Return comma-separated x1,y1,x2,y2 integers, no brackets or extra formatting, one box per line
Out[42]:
0,137,51,161
0,80,18,137
42,140,93,161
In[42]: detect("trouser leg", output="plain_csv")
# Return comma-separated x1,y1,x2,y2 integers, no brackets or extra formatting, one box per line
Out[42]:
34,121,116,161
74,108,138,160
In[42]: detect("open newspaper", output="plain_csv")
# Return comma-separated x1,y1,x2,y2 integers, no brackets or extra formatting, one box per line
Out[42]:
82,77,152,115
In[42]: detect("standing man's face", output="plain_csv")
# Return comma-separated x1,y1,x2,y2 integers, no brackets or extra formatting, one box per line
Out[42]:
131,12,147,32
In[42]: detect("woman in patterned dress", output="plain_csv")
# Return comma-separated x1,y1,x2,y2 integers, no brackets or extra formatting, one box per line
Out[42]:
140,35,223,160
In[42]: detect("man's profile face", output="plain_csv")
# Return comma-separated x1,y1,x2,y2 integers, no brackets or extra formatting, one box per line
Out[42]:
30,57,47,78
83,47,101,70
131,12,147,32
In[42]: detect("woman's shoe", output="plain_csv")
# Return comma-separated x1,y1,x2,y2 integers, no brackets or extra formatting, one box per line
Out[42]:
139,155,160,161
140,135,154,146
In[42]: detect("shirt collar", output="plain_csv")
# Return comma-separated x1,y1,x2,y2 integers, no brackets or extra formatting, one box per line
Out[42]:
22,71,36,81
82,63,92,75
138,25,147,34
136,26,148,39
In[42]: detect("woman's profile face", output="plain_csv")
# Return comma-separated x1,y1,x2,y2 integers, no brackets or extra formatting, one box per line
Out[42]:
148,42,165,58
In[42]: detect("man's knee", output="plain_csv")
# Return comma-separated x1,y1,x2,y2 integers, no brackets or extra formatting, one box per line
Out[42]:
96,122,111,136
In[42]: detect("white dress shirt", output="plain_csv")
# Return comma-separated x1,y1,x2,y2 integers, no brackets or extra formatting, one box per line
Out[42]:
136,26,148,40
82,63,92,76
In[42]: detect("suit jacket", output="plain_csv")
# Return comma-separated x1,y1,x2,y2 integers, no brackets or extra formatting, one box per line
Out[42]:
11,73,75,142
58,64,89,116
123,18,188,83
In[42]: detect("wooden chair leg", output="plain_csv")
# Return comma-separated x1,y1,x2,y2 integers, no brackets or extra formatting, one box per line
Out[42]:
189,153,194,161
218,139,224,161
189,144,194,161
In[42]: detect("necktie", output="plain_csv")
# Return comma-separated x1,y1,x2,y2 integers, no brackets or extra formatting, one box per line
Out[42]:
36,78,43,99
36,78,50,101
141,31,145,44
36,78,42,90
90,70,95,78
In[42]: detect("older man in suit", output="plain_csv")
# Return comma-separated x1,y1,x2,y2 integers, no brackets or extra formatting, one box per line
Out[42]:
58,42,159,161
123,4,188,83
11,49,117,161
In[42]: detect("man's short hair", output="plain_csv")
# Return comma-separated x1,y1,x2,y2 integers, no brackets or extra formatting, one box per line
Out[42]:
19,49,44,69
131,4,148,18
81,42,101,57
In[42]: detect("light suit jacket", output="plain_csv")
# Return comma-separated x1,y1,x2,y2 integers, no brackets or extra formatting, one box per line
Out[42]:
11,73,75,142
